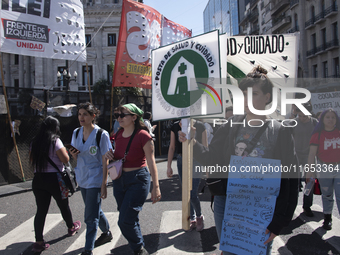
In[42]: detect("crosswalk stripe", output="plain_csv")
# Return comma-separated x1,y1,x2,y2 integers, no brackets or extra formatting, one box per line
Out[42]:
0,214,63,255
295,204,340,252
0,214,6,220
158,210,204,254
272,236,293,255
63,212,120,255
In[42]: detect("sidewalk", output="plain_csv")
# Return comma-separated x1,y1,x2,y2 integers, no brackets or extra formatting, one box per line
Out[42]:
0,156,168,198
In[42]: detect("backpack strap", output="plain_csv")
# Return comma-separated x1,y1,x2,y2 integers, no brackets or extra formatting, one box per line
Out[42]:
75,128,80,139
244,121,270,156
96,128,103,149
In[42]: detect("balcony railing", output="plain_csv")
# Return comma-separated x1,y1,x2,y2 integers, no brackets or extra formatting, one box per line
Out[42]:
250,24,260,34
306,40,339,57
290,0,299,9
324,3,338,17
288,25,299,33
272,16,291,32
326,39,339,49
314,10,325,24
271,0,290,15
305,17,315,28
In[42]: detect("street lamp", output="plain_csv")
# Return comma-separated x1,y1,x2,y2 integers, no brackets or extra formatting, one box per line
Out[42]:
57,67,77,104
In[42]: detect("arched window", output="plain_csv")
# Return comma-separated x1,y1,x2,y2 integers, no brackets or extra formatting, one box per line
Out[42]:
311,6,315,21
294,13,298,29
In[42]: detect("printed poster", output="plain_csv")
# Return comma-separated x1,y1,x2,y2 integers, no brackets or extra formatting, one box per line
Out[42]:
0,0,86,61
152,30,222,121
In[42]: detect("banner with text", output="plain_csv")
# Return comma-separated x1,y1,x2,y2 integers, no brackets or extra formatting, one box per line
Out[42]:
311,92,340,116
0,0,86,61
112,0,191,89
220,156,281,255
152,30,222,121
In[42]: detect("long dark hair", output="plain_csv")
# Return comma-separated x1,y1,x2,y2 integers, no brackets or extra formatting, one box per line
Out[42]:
30,116,61,172
312,108,340,135
116,105,149,132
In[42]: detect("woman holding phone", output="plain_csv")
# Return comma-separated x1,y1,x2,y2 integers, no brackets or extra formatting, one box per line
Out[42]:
30,116,81,253
69,102,113,255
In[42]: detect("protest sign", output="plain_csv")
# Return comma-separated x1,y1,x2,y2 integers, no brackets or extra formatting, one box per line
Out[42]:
152,30,222,121
311,92,340,116
0,0,86,61
220,155,281,255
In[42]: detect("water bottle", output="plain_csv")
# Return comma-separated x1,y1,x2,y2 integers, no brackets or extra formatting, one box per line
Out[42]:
303,178,315,196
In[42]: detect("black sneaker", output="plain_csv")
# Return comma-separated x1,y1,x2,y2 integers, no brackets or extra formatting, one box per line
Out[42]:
303,207,314,217
94,230,113,247
322,214,332,230
134,246,149,255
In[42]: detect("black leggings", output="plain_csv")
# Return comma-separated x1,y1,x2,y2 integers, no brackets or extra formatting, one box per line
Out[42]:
32,172,74,241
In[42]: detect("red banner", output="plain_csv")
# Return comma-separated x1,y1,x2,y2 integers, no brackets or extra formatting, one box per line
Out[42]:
113,0,192,89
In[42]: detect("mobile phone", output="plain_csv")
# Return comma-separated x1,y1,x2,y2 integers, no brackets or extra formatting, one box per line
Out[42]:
65,144,79,152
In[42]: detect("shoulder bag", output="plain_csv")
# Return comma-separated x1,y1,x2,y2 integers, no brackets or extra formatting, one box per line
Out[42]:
48,157,78,196
108,129,137,180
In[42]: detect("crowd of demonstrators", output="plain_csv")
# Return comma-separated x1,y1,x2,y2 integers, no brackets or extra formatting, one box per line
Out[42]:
105,103,161,255
306,109,340,230
167,119,208,232
179,66,299,255
69,103,113,255
29,116,81,253
291,103,319,217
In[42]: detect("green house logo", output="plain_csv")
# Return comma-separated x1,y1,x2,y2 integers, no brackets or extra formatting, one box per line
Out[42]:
161,50,209,108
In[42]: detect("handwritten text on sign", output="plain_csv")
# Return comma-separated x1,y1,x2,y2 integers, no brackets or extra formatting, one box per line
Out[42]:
220,156,281,255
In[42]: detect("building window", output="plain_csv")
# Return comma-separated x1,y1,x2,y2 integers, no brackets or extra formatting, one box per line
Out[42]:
85,34,92,47
113,0,119,3
57,66,67,90
321,28,326,48
321,0,325,13
313,65,318,78
311,6,315,21
107,65,113,84
14,54,19,65
333,22,338,41
14,79,19,93
323,61,328,78
108,33,116,46
334,57,339,77
311,33,316,50
82,65,93,86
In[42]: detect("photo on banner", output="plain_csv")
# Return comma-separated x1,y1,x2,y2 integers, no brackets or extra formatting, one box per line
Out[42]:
112,0,191,89
0,0,86,61
152,30,222,121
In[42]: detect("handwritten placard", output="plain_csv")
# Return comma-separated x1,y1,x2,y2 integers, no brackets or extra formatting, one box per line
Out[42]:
220,156,281,255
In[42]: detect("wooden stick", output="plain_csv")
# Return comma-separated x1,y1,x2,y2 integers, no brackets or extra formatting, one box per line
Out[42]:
0,53,25,181
182,119,193,230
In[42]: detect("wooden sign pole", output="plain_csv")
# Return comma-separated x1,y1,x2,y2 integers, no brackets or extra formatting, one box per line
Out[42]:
182,118,193,230
0,54,25,181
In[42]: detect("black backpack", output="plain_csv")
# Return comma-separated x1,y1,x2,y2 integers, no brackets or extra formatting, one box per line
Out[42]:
75,128,103,149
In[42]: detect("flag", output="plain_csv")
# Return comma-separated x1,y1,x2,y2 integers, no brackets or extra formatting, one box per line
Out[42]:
0,0,86,61
112,0,191,89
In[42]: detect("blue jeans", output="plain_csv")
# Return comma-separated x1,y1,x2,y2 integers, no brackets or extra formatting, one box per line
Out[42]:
316,164,340,215
80,187,110,251
177,154,202,221
214,195,273,255
113,167,151,252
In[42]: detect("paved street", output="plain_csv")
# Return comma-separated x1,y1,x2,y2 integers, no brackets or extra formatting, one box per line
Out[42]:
0,160,340,255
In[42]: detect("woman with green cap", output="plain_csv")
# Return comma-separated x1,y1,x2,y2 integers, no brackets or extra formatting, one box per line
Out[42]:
105,103,161,255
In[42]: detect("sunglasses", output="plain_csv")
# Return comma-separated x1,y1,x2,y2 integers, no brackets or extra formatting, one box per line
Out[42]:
114,113,134,119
